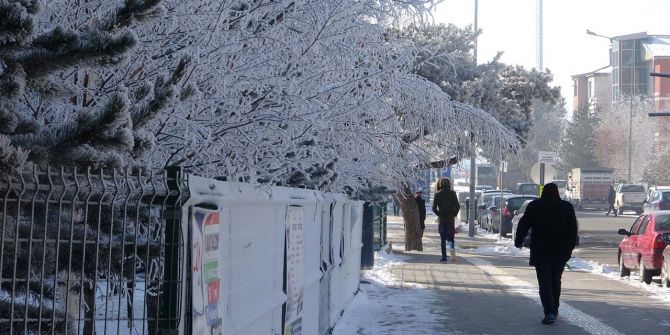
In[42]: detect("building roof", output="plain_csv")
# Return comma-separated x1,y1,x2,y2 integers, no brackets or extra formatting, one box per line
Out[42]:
612,32,648,41
645,36,670,57
572,65,612,79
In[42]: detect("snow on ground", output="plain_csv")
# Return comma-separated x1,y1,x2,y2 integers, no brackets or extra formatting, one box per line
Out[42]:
463,227,531,257
567,257,670,306
332,248,453,335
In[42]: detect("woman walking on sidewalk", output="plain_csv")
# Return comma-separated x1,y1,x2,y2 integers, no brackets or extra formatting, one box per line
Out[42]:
514,183,578,325
432,178,460,263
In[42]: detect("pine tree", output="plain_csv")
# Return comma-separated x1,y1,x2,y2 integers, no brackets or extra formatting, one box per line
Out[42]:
0,1,194,333
559,106,600,171
0,0,195,172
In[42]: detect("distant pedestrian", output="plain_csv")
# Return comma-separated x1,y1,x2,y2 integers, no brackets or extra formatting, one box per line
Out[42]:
514,183,578,325
606,185,617,217
392,196,400,216
432,178,460,263
415,191,426,237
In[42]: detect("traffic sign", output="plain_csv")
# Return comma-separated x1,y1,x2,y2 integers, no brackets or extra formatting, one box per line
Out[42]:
530,162,556,185
538,151,558,164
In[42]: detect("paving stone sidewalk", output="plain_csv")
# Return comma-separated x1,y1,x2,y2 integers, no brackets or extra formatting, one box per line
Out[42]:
385,216,588,335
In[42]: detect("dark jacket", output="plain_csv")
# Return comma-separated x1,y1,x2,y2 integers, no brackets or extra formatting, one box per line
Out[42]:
415,197,426,226
514,198,578,265
432,189,460,229
608,188,616,204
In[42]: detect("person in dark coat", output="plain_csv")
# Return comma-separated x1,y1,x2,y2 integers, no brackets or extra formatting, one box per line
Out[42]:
514,183,578,325
392,196,400,216
606,185,617,217
415,191,427,237
432,178,460,262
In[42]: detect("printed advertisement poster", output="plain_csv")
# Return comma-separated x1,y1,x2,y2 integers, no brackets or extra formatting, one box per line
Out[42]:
192,207,224,335
284,206,305,335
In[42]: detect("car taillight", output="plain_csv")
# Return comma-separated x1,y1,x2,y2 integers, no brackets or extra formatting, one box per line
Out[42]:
652,233,667,253
502,207,511,218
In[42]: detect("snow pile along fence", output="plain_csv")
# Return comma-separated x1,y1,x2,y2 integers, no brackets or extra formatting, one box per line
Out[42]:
184,175,364,335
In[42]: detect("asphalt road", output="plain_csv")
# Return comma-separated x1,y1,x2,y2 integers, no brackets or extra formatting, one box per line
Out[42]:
573,210,641,268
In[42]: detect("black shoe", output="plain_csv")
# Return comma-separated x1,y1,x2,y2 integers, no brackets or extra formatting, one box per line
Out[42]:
440,257,448,262
542,313,556,325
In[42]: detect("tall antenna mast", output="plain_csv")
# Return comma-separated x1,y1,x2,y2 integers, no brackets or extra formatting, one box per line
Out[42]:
536,0,544,71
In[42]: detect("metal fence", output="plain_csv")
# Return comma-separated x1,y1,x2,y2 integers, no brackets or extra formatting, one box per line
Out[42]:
371,202,387,250
0,167,189,335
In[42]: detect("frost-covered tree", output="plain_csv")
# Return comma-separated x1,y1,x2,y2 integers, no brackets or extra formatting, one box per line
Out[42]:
594,96,655,181
1,0,194,172
94,1,521,198
402,24,561,139
391,23,558,250
516,100,567,178
14,0,522,255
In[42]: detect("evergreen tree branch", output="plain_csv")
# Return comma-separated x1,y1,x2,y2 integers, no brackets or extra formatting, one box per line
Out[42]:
99,0,165,32
0,0,34,46
21,28,137,78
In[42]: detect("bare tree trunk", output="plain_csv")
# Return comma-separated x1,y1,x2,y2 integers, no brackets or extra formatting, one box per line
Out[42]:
395,184,423,251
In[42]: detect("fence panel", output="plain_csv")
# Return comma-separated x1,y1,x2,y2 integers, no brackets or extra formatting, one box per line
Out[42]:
185,176,363,335
0,168,188,335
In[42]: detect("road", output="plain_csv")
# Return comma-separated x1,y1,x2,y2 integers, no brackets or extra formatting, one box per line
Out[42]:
573,210,639,268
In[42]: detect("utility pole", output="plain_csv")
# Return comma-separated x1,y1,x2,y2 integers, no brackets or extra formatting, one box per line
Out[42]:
628,95,633,181
468,0,479,238
536,0,543,71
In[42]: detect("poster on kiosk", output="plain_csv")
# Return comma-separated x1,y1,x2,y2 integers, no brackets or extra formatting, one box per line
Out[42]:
284,206,305,335
191,207,224,335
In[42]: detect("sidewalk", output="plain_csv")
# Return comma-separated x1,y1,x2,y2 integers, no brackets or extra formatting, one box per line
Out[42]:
334,215,670,335
386,217,589,335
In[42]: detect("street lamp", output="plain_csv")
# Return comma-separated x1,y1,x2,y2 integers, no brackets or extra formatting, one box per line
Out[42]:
586,29,612,40
586,29,636,181
468,0,479,238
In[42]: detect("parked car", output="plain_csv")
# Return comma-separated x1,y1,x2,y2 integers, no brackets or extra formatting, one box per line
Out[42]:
511,200,533,247
477,191,512,227
512,199,581,248
661,234,670,287
516,182,539,196
643,189,670,212
646,185,670,203
617,211,670,284
492,195,538,236
482,195,507,231
476,185,494,192
615,183,647,215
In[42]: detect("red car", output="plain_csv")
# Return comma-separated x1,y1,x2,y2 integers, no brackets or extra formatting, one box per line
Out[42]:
617,211,670,284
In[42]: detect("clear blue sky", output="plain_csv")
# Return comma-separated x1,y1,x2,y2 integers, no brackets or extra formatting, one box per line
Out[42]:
433,0,670,113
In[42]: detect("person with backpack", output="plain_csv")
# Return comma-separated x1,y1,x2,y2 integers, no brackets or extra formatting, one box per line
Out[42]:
431,178,460,262
514,183,578,325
